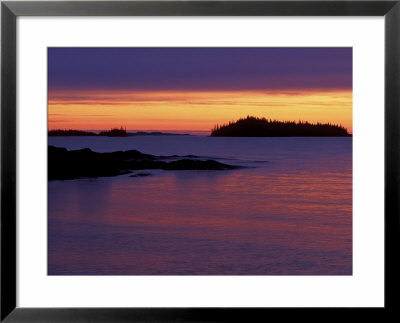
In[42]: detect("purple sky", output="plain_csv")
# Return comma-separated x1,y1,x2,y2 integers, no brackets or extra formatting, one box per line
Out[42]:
48,47,352,91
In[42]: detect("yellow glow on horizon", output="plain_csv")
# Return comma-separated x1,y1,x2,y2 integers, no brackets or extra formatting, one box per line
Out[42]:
48,89,353,134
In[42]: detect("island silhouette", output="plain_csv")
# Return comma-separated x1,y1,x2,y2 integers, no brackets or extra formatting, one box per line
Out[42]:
49,127,129,137
48,127,190,137
211,116,351,137
98,127,128,137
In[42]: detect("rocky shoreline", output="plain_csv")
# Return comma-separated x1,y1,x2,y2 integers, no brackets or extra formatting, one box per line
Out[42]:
48,145,241,180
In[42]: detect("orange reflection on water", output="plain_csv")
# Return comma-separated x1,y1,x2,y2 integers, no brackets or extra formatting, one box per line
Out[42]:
49,165,351,274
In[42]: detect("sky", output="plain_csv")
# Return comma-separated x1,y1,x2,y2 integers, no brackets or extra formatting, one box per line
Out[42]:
48,47,352,133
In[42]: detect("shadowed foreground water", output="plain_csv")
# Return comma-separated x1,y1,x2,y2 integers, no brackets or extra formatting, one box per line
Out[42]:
48,136,352,275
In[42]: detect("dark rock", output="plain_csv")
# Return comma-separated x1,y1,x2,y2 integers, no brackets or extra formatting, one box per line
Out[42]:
48,146,240,180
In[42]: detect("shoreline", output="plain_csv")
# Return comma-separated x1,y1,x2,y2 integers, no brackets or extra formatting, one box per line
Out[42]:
48,145,241,181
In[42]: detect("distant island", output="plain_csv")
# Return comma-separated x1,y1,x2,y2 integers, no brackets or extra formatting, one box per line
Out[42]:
48,129,98,136
48,127,128,137
49,146,240,180
48,128,189,137
210,116,351,137
99,128,128,137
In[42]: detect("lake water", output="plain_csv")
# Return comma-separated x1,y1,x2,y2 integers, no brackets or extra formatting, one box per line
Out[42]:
48,136,352,275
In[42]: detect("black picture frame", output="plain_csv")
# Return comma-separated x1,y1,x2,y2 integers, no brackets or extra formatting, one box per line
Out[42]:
1,1,399,321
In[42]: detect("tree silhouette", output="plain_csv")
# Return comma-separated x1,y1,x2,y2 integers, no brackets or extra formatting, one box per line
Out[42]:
211,116,350,137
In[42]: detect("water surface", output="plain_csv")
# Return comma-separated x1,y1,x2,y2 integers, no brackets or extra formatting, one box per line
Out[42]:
48,136,352,275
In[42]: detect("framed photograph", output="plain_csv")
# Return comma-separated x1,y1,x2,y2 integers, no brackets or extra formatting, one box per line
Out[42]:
1,0,399,321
